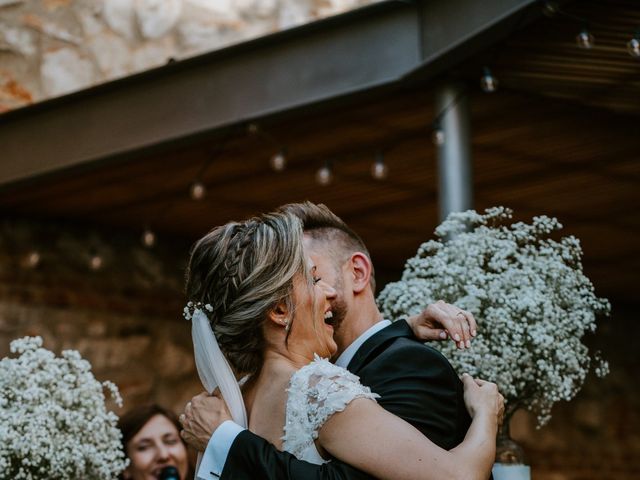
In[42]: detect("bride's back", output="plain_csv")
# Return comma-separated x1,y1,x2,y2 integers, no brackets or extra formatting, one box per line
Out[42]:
241,361,296,450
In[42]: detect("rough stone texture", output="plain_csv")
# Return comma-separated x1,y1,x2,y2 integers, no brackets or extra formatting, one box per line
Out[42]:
0,0,378,111
1,218,637,478
0,218,197,415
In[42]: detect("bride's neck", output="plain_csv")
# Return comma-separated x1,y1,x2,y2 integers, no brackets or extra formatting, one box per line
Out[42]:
243,350,304,403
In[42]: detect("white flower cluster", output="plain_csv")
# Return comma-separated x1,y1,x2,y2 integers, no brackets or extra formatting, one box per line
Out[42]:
377,207,610,426
0,336,128,479
183,301,213,321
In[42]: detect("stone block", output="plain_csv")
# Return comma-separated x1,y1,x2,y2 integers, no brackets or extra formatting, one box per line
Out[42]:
131,36,176,71
153,337,195,379
86,29,131,78
22,13,82,44
0,23,36,56
41,46,95,96
135,0,182,39
102,0,136,40
74,335,152,371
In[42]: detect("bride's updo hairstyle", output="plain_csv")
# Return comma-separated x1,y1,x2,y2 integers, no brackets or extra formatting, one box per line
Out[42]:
185,211,306,377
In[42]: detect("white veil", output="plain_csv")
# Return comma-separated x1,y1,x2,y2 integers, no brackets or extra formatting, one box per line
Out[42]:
190,308,247,475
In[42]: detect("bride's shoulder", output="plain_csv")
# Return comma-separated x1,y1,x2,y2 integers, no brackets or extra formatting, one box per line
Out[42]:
288,355,378,402
292,355,352,384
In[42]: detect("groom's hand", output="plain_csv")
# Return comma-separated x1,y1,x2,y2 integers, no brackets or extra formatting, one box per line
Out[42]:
406,300,477,349
179,390,232,451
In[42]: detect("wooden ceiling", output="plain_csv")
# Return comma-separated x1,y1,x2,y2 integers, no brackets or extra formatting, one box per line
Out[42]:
1,0,639,303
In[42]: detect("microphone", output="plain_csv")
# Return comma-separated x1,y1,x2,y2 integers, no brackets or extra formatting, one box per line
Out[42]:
159,466,180,480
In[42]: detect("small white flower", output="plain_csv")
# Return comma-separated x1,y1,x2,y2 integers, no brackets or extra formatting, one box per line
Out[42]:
0,337,128,479
377,207,609,427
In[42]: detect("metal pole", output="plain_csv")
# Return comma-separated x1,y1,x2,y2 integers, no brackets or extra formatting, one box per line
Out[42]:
435,83,473,221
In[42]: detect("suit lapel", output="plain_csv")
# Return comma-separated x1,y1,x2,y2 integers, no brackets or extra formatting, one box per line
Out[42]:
347,319,414,374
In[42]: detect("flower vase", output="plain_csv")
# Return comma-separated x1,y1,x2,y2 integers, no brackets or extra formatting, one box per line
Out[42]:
492,417,531,480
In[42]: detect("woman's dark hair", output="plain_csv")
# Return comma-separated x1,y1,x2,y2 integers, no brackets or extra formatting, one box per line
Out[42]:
118,404,182,449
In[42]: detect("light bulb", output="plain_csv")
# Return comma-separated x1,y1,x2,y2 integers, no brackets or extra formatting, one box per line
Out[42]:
24,250,41,269
270,151,286,171
142,229,156,248
432,128,445,146
89,254,103,271
190,181,206,200
576,29,594,49
316,164,333,186
480,67,498,93
247,123,259,135
628,37,640,58
542,1,558,17
371,154,388,180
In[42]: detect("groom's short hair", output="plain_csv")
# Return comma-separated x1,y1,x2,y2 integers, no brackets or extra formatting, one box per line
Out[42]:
277,201,375,290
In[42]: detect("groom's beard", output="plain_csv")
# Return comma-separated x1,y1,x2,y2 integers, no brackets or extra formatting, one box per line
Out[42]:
329,296,348,336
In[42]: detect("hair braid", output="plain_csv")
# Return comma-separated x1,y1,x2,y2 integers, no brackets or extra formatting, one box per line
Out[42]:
185,212,305,376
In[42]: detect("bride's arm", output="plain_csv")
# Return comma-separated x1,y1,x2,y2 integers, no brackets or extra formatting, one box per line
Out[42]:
318,374,501,480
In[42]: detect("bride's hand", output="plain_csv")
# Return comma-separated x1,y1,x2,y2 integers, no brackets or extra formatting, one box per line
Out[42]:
405,300,477,349
461,374,504,425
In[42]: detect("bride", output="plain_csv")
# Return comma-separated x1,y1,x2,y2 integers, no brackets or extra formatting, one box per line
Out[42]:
183,210,502,479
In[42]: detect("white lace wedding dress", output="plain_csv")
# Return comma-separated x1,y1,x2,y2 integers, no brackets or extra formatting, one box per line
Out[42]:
281,355,379,464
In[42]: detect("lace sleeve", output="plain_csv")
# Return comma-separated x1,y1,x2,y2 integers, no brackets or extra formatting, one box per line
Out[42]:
282,355,379,460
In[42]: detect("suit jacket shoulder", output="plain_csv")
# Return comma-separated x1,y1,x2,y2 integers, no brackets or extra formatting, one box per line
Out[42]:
349,320,471,450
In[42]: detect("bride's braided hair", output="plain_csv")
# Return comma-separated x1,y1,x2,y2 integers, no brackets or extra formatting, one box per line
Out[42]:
185,211,306,376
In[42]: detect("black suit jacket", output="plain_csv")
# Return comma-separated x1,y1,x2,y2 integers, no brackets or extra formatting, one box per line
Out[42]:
220,320,472,479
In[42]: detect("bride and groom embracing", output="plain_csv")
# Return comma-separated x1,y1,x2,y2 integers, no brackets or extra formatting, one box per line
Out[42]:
179,202,503,480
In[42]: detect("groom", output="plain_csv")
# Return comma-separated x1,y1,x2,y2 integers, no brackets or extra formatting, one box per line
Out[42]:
182,202,480,479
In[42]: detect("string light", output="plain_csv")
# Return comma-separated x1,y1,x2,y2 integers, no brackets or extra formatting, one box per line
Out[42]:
270,150,287,171
23,250,41,269
480,67,498,93
89,251,103,271
141,228,156,248
576,28,594,49
316,162,333,186
190,181,206,200
542,1,559,17
432,123,445,146
371,152,388,180
247,123,260,135
628,30,640,58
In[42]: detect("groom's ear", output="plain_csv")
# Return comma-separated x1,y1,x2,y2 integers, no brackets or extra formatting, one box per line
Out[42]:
349,252,372,294
267,300,290,327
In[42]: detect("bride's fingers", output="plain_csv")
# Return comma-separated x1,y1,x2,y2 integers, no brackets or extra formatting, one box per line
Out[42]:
431,302,465,348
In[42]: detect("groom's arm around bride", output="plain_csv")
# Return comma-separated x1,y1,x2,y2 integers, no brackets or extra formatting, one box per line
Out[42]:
182,315,493,480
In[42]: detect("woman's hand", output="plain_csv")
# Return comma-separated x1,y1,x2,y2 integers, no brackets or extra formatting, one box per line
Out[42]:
406,300,477,349
461,374,504,426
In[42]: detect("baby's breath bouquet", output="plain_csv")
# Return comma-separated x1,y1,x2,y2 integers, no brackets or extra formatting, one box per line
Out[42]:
0,336,128,479
378,207,610,427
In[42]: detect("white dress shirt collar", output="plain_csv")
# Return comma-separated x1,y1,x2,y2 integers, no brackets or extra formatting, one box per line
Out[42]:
334,320,391,369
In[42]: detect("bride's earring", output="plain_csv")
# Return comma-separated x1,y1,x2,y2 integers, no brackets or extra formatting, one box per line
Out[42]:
283,318,290,332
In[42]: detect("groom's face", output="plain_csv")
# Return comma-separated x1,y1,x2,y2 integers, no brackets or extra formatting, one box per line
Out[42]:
303,234,349,337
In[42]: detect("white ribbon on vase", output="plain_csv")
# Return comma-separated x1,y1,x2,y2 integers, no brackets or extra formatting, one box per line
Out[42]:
191,308,248,477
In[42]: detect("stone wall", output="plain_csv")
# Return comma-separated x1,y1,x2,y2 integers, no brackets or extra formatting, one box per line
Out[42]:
0,0,378,112
1,218,638,478
0,218,199,412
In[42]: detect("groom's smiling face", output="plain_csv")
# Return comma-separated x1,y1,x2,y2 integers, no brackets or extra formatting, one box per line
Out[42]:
303,235,349,339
